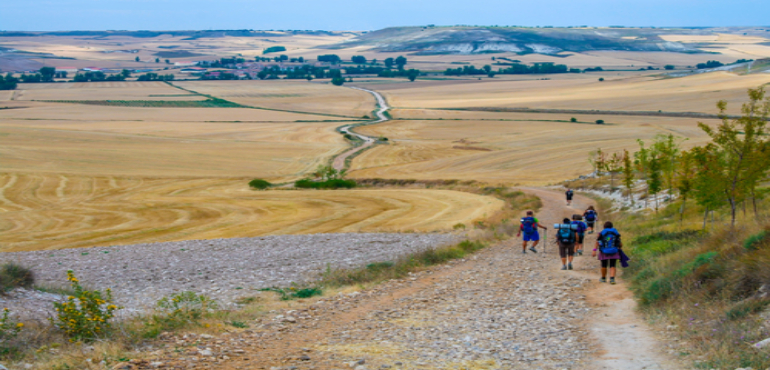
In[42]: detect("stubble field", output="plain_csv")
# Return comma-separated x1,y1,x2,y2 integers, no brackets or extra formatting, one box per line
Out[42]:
0,173,503,252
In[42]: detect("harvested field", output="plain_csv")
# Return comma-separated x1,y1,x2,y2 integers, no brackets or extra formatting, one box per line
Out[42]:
0,123,345,180
349,116,717,184
15,82,203,101
0,101,339,122
357,71,770,116
174,80,376,117
0,173,504,252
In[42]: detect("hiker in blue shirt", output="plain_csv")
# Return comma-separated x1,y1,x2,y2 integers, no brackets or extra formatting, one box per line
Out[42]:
583,206,599,234
571,214,588,256
516,210,548,254
556,218,578,270
593,221,623,284
565,188,574,206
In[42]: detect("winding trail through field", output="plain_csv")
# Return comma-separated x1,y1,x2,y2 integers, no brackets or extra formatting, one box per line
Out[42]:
332,87,390,171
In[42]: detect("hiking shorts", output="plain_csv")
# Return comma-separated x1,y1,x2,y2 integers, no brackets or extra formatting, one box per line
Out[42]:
586,221,595,228
577,233,585,244
566,195,573,200
523,232,540,242
558,242,575,258
601,259,618,268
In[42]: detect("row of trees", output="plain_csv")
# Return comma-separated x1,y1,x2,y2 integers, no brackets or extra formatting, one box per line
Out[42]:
590,87,770,226
136,73,175,81
445,62,574,77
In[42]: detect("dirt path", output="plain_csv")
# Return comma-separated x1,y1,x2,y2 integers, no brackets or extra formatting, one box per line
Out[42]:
128,188,685,370
332,87,389,171
521,187,685,369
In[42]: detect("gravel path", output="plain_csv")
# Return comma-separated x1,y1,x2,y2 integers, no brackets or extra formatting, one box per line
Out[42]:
0,233,459,318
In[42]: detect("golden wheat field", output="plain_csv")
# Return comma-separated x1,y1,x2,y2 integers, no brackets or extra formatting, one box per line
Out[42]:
348,114,719,184
358,71,770,116
13,81,203,101
174,80,377,117
0,173,503,251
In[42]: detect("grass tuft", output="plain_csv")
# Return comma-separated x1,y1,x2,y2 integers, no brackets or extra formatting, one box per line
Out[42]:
0,263,34,293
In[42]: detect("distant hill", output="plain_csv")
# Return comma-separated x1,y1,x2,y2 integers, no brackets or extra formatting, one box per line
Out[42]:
321,26,720,55
0,30,347,39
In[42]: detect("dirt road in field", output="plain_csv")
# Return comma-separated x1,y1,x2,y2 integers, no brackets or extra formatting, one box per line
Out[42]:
130,187,684,370
332,87,389,171
521,187,685,369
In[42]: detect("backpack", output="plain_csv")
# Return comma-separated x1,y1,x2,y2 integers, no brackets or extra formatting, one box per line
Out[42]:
599,229,620,255
521,217,537,234
585,210,597,221
566,190,574,197
571,221,587,234
557,224,576,244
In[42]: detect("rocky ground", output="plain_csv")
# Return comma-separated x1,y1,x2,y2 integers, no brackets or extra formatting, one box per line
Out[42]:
118,239,596,370
0,233,459,320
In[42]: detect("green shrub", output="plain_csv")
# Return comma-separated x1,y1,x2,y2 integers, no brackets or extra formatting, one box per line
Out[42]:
248,179,272,190
595,119,605,124
743,231,768,251
0,263,34,293
640,277,674,305
0,308,23,355
50,271,121,341
453,223,466,230
142,292,218,338
726,298,770,320
570,117,577,122
260,287,323,300
366,261,395,271
295,178,356,189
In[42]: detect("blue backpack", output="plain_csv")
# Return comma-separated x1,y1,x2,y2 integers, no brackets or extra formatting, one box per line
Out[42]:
599,229,620,255
572,221,587,234
585,210,597,221
521,217,537,234
557,224,577,244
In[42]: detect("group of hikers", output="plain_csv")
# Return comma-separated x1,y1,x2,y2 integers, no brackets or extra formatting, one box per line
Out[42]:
515,188,625,285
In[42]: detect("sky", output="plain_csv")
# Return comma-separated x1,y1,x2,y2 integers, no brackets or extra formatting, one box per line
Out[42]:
1,0,768,31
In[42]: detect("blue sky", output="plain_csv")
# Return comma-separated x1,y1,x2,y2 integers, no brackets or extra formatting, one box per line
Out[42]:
1,0,768,31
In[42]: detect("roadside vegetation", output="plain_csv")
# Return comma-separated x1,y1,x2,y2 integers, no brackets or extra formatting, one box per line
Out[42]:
571,87,770,369
37,98,244,108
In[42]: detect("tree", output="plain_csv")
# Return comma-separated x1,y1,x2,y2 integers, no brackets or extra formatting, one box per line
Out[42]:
331,77,345,86
406,69,420,82
395,56,407,70
598,77,604,82
39,67,56,82
622,149,635,205
384,58,394,69
648,154,663,212
155,58,160,63
589,148,607,176
664,65,675,70
697,87,770,226
121,69,131,79
298,57,305,63
652,133,686,198
352,55,367,64
595,119,605,124
676,149,698,222
604,151,624,190
165,59,170,64
570,117,577,123
135,56,140,62
0,74,18,90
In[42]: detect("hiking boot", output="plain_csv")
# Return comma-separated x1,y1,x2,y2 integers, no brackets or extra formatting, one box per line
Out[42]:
529,247,538,253
610,278,616,285
600,277,607,283
522,250,526,255
568,263,573,270
561,265,567,270
578,250,583,256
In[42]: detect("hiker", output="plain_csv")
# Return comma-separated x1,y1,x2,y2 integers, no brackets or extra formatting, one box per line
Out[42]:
583,206,598,234
555,218,578,270
571,214,588,255
565,188,574,206
516,210,548,254
592,221,622,284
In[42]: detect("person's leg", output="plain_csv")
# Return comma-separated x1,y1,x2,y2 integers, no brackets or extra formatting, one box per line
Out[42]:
559,243,567,269
609,259,617,278
567,244,575,268
522,239,527,252
600,259,608,281
529,234,539,252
